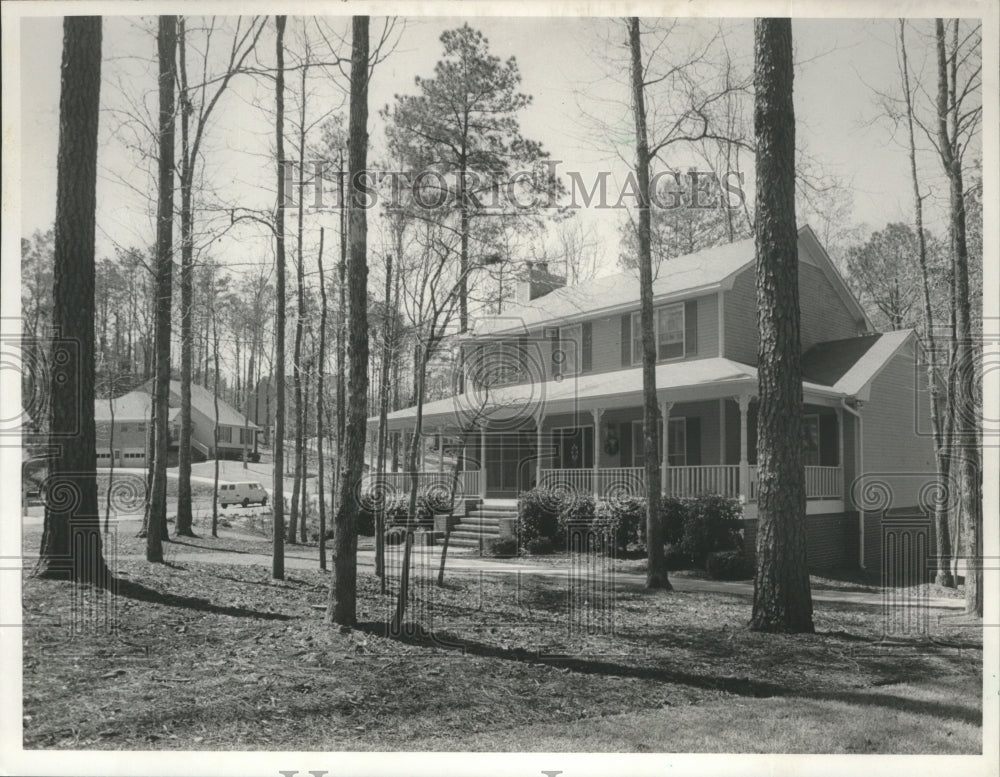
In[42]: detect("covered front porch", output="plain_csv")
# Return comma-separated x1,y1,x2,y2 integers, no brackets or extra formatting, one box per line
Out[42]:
374,359,852,517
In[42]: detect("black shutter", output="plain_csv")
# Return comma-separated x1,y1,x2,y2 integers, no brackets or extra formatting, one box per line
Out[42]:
547,327,560,379
684,299,698,356
517,335,528,382
620,421,632,465
747,402,758,465
820,413,838,466
582,321,592,372
620,314,631,367
686,417,702,466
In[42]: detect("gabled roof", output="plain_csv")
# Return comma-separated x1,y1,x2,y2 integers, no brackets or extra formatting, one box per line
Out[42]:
820,329,916,399
110,381,259,429
94,390,180,423
800,333,884,387
473,224,871,337
474,238,755,336
168,380,260,429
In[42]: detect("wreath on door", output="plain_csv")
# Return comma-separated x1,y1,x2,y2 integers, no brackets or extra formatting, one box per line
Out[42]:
603,431,620,457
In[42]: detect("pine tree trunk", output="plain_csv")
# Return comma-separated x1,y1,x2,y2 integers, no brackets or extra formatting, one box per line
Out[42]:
326,16,369,627
147,15,178,564
749,17,814,633
627,18,670,590
272,15,287,579
35,16,110,585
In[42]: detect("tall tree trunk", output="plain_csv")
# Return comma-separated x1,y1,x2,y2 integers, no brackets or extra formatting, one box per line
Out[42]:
288,61,308,543
147,15,178,564
749,18,813,633
316,228,328,570
899,20,953,587
375,252,394,581
326,15,369,627
335,150,347,519
175,17,196,538
272,14,287,579
212,270,221,539
934,19,981,616
627,17,670,590
299,373,310,543
35,16,110,585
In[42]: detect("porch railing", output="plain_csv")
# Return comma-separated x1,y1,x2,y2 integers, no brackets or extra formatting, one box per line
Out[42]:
377,464,843,504
805,465,842,499
362,470,479,502
666,465,741,499
538,468,595,497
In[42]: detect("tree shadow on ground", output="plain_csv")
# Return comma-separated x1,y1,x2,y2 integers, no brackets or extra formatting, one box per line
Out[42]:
111,578,292,620
354,621,981,724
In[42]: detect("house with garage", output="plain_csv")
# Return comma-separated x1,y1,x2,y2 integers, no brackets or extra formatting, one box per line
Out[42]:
370,225,939,574
95,380,259,467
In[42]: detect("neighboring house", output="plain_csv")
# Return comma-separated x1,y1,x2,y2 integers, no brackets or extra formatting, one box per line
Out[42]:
95,381,259,467
371,225,939,574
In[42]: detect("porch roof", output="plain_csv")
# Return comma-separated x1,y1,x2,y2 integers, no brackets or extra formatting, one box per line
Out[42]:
374,357,846,431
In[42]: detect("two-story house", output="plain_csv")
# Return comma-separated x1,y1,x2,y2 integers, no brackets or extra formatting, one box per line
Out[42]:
371,225,938,572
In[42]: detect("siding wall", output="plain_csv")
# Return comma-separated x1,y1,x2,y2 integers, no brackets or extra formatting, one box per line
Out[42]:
535,401,724,470
479,292,720,386
723,261,865,365
857,342,937,509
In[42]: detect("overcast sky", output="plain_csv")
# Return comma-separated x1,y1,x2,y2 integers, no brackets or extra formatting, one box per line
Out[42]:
17,13,973,283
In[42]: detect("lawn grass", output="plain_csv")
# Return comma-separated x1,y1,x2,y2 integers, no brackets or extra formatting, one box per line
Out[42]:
20,525,982,752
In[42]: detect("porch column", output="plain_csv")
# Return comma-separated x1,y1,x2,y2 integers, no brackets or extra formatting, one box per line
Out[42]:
660,400,673,494
591,407,604,499
718,398,726,464
836,406,844,496
437,426,444,474
479,423,487,500
737,394,750,503
535,413,544,488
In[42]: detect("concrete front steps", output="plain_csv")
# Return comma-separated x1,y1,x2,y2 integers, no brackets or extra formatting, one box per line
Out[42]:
447,499,517,549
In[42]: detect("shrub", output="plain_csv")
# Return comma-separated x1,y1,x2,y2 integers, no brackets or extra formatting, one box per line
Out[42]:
597,496,645,553
517,487,565,546
482,536,518,557
659,497,687,545
705,550,752,580
678,495,743,566
526,536,555,555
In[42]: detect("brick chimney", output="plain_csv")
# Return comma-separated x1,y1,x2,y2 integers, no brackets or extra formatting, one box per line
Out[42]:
515,260,566,305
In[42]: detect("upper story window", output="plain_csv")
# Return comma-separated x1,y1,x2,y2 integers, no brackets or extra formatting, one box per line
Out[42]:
631,302,685,365
559,324,582,376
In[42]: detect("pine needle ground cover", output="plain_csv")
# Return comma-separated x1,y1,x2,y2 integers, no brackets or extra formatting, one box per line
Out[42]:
21,526,981,753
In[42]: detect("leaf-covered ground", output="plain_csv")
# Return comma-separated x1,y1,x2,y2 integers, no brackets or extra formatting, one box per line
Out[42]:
21,525,982,752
